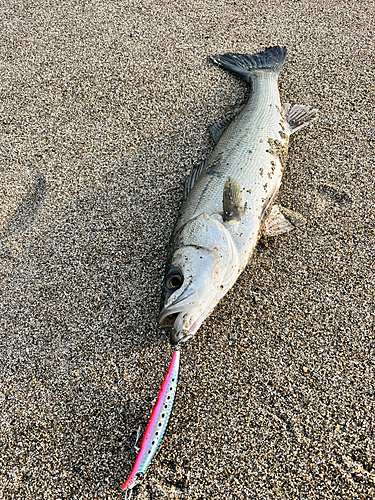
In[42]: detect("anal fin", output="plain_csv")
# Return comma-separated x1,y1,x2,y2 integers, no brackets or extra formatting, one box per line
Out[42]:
223,176,244,222
264,205,306,236
282,103,318,134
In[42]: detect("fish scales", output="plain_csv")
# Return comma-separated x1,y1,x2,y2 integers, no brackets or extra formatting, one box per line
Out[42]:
159,46,317,345
175,70,286,266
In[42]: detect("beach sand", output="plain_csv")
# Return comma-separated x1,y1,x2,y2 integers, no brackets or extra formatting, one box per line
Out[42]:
1,1,374,498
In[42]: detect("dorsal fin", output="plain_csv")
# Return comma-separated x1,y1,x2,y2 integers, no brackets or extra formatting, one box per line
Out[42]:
209,109,241,143
223,176,244,222
183,158,206,200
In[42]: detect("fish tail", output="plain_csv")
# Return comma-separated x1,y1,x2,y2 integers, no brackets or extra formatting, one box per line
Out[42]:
211,46,287,82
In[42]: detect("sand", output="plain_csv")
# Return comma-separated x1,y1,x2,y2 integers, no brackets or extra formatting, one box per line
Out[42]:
1,0,374,498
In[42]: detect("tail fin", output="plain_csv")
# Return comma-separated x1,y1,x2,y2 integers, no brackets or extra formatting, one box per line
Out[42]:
211,46,287,82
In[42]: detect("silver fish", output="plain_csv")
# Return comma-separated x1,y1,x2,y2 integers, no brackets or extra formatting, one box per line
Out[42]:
159,46,317,345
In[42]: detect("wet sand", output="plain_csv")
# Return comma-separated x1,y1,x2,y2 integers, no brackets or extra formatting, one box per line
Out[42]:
1,1,374,498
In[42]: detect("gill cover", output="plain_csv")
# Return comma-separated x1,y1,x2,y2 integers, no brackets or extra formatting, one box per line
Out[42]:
159,212,238,344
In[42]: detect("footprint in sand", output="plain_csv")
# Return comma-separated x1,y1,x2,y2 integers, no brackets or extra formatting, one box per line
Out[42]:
313,184,352,211
0,168,47,257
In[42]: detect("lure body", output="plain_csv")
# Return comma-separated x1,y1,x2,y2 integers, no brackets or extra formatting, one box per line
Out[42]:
122,350,181,491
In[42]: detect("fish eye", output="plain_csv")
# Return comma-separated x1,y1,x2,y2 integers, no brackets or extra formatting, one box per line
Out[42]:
166,272,183,290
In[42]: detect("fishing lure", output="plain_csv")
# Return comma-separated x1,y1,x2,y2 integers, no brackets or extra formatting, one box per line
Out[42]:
121,349,181,492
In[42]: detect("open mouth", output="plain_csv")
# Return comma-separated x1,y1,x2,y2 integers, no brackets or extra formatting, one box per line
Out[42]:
159,311,188,344
159,288,200,345
160,312,179,328
159,289,197,326
159,308,201,345
159,310,192,333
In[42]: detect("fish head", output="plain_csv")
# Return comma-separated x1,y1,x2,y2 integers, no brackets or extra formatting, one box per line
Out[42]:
159,246,221,344
159,213,238,345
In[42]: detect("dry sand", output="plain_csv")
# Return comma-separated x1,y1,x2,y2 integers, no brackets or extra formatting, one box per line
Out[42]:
1,1,375,498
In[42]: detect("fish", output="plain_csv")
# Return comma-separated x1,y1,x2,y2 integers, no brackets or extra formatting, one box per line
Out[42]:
159,46,317,345
121,349,181,492
121,46,317,493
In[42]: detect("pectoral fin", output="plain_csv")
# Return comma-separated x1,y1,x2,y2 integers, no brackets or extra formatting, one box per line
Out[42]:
223,177,244,222
264,205,306,236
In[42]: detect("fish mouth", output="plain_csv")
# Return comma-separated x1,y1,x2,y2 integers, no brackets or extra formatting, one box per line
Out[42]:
159,289,200,345
171,317,200,345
